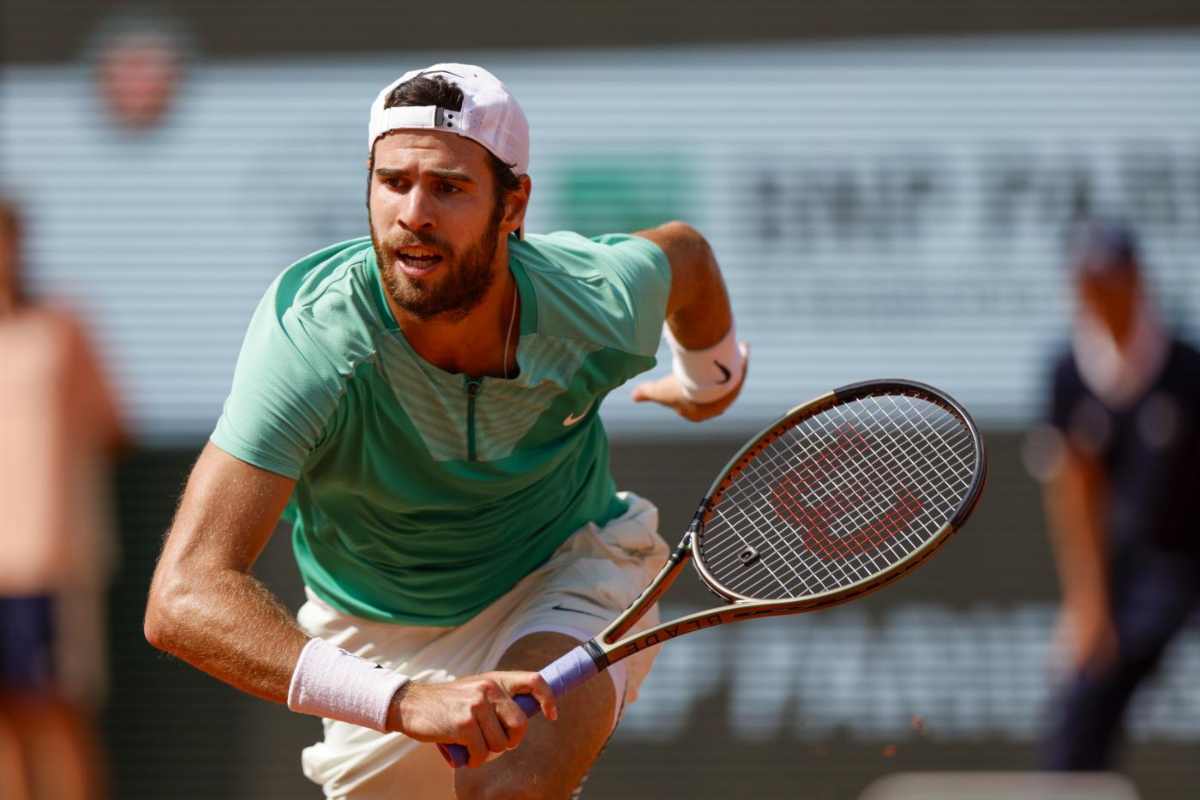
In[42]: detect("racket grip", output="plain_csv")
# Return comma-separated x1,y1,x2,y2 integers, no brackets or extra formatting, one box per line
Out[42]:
440,644,599,768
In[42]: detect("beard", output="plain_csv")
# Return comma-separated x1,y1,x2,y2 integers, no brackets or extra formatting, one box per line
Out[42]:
372,205,503,322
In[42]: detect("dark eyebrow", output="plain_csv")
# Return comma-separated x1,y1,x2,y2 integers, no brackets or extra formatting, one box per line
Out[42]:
374,167,476,185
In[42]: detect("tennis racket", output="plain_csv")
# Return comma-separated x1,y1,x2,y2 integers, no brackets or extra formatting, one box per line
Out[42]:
442,378,986,767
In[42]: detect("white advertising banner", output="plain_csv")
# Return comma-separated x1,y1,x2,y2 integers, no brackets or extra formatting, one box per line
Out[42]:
3,33,1198,439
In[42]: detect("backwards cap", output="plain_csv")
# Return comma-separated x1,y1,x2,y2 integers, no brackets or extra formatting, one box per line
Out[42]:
1066,218,1140,278
368,63,529,176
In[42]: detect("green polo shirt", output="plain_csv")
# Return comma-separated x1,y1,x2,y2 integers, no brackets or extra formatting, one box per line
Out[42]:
211,232,670,626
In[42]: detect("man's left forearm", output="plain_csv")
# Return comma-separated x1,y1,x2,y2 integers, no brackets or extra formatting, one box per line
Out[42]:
635,221,733,349
631,222,746,418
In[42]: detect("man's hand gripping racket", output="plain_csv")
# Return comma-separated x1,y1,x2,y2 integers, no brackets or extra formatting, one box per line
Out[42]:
440,379,987,767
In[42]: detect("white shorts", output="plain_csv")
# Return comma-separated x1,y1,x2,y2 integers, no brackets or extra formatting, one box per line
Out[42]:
296,492,669,800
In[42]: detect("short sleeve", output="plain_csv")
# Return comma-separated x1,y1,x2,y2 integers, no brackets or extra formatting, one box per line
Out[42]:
1044,348,1115,459
518,231,672,358
587,233,672,356
211,276,344,480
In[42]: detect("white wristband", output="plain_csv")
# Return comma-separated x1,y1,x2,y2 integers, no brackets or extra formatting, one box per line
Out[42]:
664,324,747,403
287,637,410,732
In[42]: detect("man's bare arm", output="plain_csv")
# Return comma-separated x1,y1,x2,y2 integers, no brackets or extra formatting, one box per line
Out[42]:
144,441,304,702
635,220,734,350
144,442,557,765
632,220,746,420
1043,445,1115,669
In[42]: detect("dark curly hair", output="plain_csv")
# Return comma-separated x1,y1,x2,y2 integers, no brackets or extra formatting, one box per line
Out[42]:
368,73,522,206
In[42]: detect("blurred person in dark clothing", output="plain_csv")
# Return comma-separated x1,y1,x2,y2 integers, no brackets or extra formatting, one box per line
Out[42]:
0,198,125,799
1035,219,1200,770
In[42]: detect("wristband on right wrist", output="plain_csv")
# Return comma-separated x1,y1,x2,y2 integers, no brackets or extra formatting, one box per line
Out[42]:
287,637,410,732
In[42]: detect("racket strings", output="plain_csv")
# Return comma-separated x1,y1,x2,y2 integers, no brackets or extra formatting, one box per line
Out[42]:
711,395,974,596
697,392,978,601
743,396,971,593
706,404,954,597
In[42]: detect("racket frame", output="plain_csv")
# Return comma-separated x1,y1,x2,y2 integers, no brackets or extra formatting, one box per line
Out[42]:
588,378,987,671
442,379,987,768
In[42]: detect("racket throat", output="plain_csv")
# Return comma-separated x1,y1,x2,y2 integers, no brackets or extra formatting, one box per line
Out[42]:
600,528,695,646
582,639,610,671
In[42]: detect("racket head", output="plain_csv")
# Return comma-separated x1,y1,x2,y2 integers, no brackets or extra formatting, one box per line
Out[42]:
691,379,986,608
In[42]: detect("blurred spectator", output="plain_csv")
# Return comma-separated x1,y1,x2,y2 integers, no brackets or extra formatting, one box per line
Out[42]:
0,197,125,799
1031,219,1200,770
0,3,292,438
87,4,194,132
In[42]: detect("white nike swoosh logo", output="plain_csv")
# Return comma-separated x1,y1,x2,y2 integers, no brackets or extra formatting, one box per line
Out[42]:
562,401,593,427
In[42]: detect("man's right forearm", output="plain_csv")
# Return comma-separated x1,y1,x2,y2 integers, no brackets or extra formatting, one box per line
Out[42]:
144,441,311,705
145,442,478,740
147,563,411,734
145,559,307,704
145,443,555,757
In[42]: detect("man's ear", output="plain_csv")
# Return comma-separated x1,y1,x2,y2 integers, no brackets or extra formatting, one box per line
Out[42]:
364,156,374,209
503,175,532,240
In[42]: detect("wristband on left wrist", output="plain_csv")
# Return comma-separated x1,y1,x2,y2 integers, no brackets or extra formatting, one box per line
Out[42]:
664,324,747,403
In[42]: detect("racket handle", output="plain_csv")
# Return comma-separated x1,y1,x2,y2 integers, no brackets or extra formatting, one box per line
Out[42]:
439,644,599,768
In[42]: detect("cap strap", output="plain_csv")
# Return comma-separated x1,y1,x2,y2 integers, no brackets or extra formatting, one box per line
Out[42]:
370,105,466,147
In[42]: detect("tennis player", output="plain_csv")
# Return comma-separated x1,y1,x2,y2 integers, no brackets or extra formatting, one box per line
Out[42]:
145,64,746,799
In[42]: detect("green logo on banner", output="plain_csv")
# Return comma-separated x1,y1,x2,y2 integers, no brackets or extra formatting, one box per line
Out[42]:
554,153,694,236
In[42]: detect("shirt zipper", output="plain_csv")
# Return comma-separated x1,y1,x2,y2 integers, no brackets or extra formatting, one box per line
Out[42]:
464,377,482,462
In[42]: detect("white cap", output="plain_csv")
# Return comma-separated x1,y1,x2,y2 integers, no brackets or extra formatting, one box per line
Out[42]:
368,63,529,176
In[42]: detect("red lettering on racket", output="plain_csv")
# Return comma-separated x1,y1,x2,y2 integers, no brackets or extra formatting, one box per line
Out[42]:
770,423,924,560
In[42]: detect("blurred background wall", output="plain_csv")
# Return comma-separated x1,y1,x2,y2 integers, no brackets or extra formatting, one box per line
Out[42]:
2,2,1199,798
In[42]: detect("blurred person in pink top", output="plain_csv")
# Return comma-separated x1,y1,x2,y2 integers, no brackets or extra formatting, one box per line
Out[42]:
0,197,125,799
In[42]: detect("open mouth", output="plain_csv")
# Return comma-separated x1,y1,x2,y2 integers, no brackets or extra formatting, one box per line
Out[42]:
395,249,444,275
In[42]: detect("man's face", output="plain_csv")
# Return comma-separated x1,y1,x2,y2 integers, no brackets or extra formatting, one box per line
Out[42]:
368,131,510,321
98,40,181,130
1077,263,1139,335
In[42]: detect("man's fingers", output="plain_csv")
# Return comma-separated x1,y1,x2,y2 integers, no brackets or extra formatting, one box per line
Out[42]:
493,696,529,748
521,674,558,722
459,724,488,769
631,344,748,419
395,673,562,763
631,376,701,419
474,700,512,754
492,672,558,722
631,375,678,404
